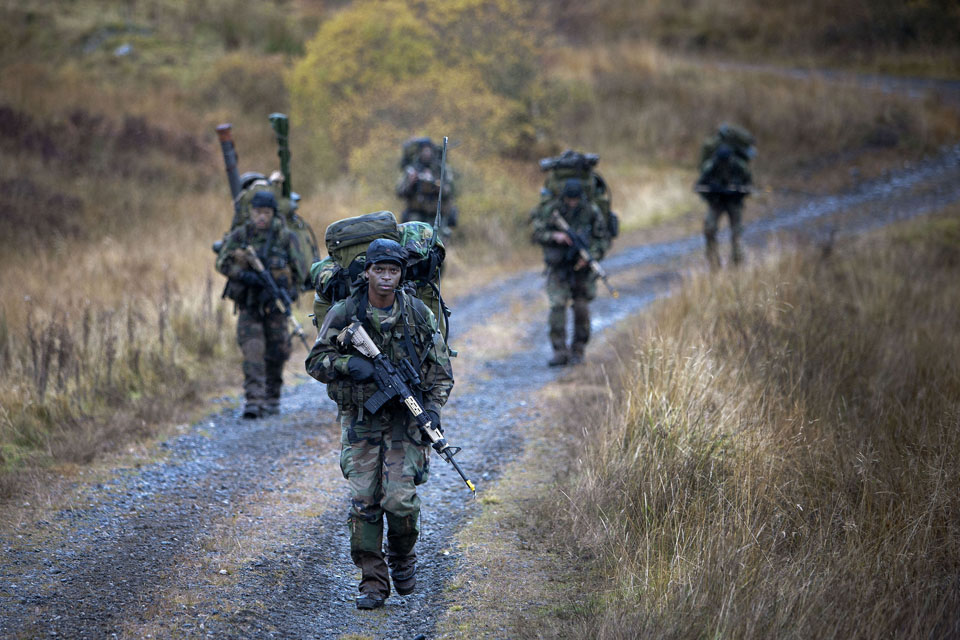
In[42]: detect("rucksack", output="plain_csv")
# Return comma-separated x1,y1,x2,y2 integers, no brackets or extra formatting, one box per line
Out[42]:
539,150,619,239
311,211,401,326
700,123,755,170
398,221,449,340
310,215,449,341
229,181,320,291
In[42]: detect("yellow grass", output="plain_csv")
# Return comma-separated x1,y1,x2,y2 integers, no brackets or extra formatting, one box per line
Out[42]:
2,0,959,490
538,210,960,638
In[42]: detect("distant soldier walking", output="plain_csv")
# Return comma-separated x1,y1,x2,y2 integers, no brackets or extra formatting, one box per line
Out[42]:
696,123,755,268
531,178,611,366
306,238,454,610
396,137,458,239
217,191,305,418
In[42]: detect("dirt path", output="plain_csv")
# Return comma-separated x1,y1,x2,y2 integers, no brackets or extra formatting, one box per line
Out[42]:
2,138,959,638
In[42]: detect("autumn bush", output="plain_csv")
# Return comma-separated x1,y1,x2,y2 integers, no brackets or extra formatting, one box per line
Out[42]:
288,0,554,182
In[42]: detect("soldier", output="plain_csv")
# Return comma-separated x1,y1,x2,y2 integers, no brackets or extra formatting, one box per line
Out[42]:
217,191,305,418
696,124,755,268
531,178,610,367
396,138,458,239
305,238,454,610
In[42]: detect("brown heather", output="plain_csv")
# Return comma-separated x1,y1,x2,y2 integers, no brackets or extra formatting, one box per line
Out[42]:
1,0,958,492
544,212,960,638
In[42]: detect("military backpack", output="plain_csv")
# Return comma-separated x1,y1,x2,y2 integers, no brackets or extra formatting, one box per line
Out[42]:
539,150,619,239
310,212,449,339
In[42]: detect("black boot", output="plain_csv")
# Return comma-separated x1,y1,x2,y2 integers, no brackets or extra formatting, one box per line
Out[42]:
547,350,569,367
355,551,389,609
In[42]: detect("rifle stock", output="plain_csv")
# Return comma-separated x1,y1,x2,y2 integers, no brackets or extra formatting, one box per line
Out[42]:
550,211,619,298
337,321,475,494
243,246,309,349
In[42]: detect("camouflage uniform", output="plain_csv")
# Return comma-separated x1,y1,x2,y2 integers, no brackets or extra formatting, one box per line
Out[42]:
396,159,458,237
305,288,453,599
217,216,305,416
531,197,610,362
697,128,754,268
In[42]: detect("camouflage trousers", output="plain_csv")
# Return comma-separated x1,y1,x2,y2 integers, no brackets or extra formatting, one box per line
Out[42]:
340,405,429,596
704,197,745,268
237,308,291,411
546,266,597,355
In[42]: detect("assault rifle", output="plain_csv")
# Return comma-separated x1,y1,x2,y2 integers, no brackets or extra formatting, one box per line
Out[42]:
550,211,619,298
337,321,475,494
243,246,309,349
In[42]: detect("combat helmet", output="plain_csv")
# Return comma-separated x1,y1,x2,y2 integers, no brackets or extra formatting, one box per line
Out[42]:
365,238,407,267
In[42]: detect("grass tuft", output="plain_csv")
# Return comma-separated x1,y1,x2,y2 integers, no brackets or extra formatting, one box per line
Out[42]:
542,209,960,638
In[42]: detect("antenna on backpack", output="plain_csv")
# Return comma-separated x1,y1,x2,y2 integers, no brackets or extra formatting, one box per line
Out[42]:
433,136,448,245
430,136,453,348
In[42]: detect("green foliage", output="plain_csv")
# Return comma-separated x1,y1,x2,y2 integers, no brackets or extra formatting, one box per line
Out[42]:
289,0,551,181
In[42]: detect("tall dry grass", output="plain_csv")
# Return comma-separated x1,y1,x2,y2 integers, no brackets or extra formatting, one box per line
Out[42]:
3,0,959,494
542,212,960,638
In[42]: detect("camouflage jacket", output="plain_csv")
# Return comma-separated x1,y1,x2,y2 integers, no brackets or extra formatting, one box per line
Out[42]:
305,289,454,416
216,216,305,310
531,199,610,268
396,161,456,214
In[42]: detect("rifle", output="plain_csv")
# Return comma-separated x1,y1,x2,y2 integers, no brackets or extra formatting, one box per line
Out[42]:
268,113,292,199
337,321,475,495
550,210,619,298
243,246,309,349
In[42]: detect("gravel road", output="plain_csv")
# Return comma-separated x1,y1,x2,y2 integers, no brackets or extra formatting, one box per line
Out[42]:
1,141,958,639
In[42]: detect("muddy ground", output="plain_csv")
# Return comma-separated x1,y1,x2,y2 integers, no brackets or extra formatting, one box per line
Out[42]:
2,138,958,640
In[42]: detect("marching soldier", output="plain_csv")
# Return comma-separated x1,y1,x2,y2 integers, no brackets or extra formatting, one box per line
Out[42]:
306,238,454,609
217,191,305,418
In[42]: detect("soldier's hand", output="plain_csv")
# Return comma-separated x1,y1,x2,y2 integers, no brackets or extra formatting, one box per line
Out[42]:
425,408,442,433
574,257,588,271
346,356,376,382
552,231,572,246
236,270,263,286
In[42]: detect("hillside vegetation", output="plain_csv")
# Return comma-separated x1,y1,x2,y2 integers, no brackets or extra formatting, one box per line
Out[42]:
530,211,960,638
1,0,959,490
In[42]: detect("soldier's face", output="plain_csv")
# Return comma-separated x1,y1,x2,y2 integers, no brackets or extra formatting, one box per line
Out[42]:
563,196,580,209
419,147,433,164
251,207,273,230
366,262,402,296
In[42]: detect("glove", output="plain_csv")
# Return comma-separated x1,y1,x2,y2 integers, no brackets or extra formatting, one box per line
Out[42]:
424,408,441,433
346,356,376,382
236,270,262,287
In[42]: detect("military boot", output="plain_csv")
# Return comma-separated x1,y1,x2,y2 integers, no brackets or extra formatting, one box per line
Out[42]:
568,345,585,366
548,349,569,367
261,400,280,417
355,551,390,609
242,404,261,419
